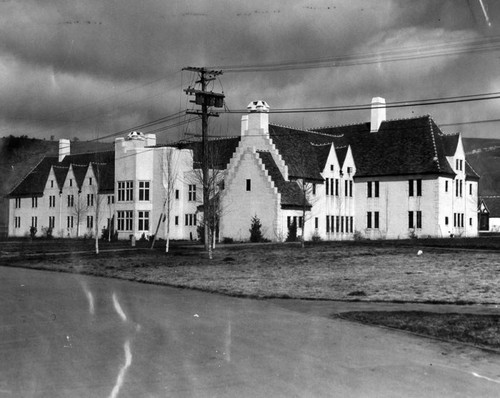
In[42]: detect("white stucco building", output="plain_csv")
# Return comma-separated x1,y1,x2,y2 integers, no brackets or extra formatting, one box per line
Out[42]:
7,97,480,241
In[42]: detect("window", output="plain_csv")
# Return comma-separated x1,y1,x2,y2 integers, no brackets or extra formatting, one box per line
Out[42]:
49,216,55,229
460,180,463,197
367,182,372,198
312,184,316,195
445,216,449,225
367,212,372,229
330,165,334,171
374,181,379,197
469,183,473,195
67,216,74,229
31,216,37,228
185,213,197,226
349,180,353,197
325,178,329,195
69,178,73,187
445,180,449,192
15,198,21,208
350,216,354,233
117,181,133,202
340,216,344,233
117,210,133,231
32,196,38,208
470,217,473,226
335,179,339,196
408,211,414,229
298,217,303,229
335,216,339,232
175,216,179,226
416,211,422,229
87,215,93,229
107,195,115,204
15,217,21,228
89,177,92,186
175,189,180,199
49,195,56,208
456,159,463,171
326,216,330,233
409,179,414,197
139,181,150,201
246,179,251,191
50,180,54,188
188,184,196,201
453,213,457,227
461,213,464,228
374,212,379,229
345,180,348,197
416,179,422,196
347,167,352,175
138,211,150,231
87,194,94,207
315,217,318,229
67,194,74,207
367,181,379,198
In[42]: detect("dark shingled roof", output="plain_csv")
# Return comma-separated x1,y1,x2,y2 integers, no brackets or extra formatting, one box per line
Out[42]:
257,151,311,209
480,196,500,217
8,151,115,197
335,147,349,168
172,137,240,169
313,116,457,178
269,124,336,182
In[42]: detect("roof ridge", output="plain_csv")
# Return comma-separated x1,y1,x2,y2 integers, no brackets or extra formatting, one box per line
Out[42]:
309,142,332,147
270,123,339,138
427,116,441,172
310,114,432,131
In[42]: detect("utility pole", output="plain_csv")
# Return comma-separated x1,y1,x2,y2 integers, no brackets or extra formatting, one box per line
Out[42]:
183,67,224,259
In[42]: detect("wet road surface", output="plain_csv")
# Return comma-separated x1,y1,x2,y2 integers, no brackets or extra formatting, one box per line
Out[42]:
1,266,500,397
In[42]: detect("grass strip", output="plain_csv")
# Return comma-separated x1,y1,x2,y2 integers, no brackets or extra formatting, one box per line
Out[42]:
337,311,500,350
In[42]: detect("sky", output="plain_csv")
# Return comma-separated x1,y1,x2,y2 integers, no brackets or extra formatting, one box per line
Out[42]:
1,0,500,144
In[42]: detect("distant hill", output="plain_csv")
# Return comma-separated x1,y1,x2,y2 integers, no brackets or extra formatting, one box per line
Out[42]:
0,135,113,237
463,137,500,197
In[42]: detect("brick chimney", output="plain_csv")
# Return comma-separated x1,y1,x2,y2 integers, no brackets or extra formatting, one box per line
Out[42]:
58,139,70,162
370,97,386,133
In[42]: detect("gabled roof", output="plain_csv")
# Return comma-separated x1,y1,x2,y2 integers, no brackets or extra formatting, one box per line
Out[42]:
313,116,456,178
8,151,115,197
257,151,311,210
269,124,336,181
172,137,240,169
441,133,460,156
335,147,349,168
465,160,480,181
480,196,500,217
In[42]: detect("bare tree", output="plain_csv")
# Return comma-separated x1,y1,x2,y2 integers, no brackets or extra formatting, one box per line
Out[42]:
151,147,181,252
89,162,106,254
71,194,88,238
295,178,316,248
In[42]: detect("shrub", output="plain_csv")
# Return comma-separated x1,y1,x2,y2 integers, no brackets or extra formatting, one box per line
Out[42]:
249,215,263,242
222,237,234,244
310,230,322,242
29,226,37,239
41,226,53,239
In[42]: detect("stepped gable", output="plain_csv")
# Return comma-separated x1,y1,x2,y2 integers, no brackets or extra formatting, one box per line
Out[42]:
313,116,456,178
269,124,335,182
8,151,115,197
173,137,240,169
257,151,311,209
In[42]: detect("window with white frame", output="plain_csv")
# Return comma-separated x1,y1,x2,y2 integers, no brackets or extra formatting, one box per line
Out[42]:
15,216,21,228
87,215,93,229
185,213,197,226
32,196,38,208
188,184,197,201
117,210,133,231
67,194,74,207
31,216,37,228
117,181,133,202
138,181,150,201
67,216,74,228
49,216,55,229
49,195,56,208
107,195,115,204
87,194,94,207
138,211,150,231
15,198,21,208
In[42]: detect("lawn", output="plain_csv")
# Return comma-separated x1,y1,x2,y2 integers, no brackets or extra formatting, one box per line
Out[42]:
2,240,500,304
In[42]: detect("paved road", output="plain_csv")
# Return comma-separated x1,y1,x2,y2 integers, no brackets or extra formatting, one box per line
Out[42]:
1,266,500,398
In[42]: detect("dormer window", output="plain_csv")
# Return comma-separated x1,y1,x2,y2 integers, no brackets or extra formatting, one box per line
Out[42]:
330,165,334,171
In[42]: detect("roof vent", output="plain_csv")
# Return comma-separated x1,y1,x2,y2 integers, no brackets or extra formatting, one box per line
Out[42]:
126,131,145,141
247,100,270,113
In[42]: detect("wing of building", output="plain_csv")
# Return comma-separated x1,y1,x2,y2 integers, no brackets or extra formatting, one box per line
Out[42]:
7,98,480,241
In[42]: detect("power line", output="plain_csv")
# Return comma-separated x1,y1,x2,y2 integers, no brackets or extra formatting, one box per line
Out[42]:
210,34,500,72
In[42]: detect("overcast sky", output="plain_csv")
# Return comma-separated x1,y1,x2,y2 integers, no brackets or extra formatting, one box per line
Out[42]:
1,0,499,144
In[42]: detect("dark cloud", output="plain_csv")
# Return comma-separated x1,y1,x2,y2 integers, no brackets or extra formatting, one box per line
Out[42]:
0,0,499,142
